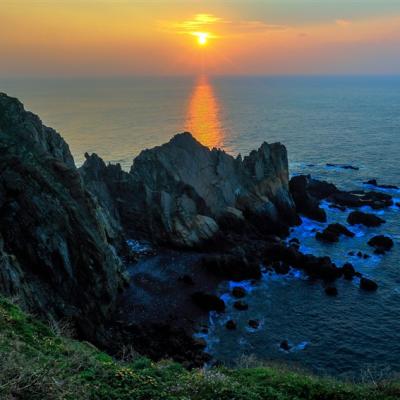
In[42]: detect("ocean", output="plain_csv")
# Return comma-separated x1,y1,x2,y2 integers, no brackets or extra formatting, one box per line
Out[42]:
1,75,399,377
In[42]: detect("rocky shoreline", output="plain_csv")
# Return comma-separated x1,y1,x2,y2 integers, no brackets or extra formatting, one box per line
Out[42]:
0,92,397,367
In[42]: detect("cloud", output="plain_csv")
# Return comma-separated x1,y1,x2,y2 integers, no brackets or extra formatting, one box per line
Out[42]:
162,13,287,39
335,19,352,26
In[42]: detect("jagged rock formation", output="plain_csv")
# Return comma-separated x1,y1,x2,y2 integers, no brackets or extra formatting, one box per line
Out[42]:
0,93,125,342
81,132,298,247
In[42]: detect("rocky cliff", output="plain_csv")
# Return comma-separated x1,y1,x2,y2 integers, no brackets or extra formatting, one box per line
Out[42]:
81,132,298,247
0,93,125,341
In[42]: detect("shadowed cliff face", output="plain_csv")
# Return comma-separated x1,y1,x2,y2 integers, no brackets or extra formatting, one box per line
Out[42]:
81,132,298,247
0,93,125,342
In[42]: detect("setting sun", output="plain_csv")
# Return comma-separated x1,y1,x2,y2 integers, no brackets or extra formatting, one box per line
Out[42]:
194,32,209,46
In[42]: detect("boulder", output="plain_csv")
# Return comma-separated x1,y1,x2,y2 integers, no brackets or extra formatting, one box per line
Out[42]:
233,300,249,311
364,179,398,190
342,263,355,280
191,292,225,312
367,235,394,253
326,163,359,170
225,320,237,330
347,211,385,227
360,278,378,292
232,286,246,298
316,223,355,243
272,261,290,275
248,319,260,329
331,191,392,210
280,340,291,351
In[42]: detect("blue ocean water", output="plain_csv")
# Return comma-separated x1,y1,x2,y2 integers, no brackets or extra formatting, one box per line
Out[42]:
1,75,399,377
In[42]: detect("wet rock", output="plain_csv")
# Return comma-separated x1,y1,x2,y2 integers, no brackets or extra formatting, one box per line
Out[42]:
201,254,261,281
248,319,260,329
331,190,392,210
360,277,378,291
325,286,338,296
364,179,399,190
342,263,355,280
316,223,355,243
326,163,359,170
225,320,237,330
191,292,225,312
232,286,246,298
264,243,342,281
233,300,249,311
347,211,385,227
289,175,327,222
280,340,291,351
272,261,290,275
367,235,394,253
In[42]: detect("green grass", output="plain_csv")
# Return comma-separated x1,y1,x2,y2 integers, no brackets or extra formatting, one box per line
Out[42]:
0,297,399,400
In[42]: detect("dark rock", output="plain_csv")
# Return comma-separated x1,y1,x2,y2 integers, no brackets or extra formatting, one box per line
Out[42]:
233,300,249,311
325,286,338,296
364,179,398,190
342,263,355,280
272,261,290,275
280,340,291,351
326,163,359,170
330,191,393,210
232,286,246,298
248,319,260,329
225,320,237,330
289,175,327,222
264,243,342,281
82,132,298,248
360,277,378,291
316,223,355,243
347,211,385,227
191,292,225,312
367,235,394,252
0,93,125,343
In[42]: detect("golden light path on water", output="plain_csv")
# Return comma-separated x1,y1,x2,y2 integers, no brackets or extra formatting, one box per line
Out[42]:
185,75,224,149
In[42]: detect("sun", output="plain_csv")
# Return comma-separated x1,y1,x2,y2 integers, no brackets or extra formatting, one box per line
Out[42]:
194,32,209,46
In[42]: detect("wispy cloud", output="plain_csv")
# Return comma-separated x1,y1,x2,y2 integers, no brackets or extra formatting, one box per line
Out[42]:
161,13,287,39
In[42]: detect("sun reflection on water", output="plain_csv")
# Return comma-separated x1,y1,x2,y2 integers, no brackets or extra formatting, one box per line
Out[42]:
185,75,224,149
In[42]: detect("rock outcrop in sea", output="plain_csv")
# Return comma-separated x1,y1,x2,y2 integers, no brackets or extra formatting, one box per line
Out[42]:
81,132,298,247
0,93,126,342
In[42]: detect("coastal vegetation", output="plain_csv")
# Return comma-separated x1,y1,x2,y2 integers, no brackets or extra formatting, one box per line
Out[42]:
1,297,399,400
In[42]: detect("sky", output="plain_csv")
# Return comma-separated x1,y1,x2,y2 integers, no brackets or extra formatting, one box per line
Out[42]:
1,0,400,76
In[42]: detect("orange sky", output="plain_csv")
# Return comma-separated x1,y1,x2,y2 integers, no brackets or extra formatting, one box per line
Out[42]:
1,1,400,76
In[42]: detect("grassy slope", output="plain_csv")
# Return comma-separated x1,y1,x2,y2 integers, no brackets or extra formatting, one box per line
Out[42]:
0,297,398,400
